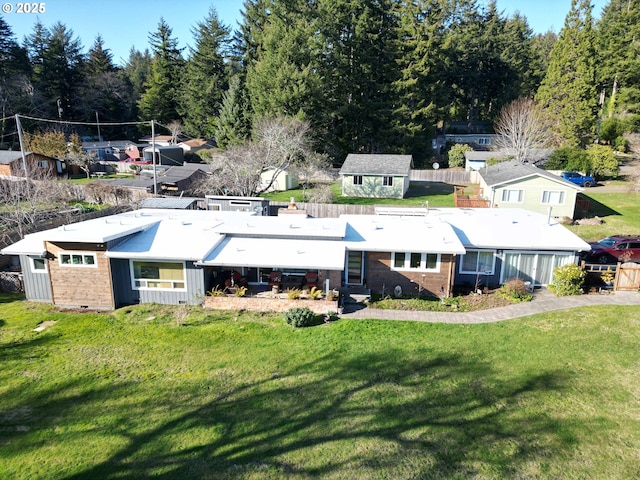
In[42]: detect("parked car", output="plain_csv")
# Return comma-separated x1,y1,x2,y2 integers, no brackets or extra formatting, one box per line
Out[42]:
584,235,640,264
561,171,595,187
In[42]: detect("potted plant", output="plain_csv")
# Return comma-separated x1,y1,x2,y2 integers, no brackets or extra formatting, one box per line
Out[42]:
601,270,614,286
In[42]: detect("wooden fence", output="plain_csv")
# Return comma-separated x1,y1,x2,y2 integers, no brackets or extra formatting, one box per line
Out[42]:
270,202,376,218
410,169,480,185
581,261,640,292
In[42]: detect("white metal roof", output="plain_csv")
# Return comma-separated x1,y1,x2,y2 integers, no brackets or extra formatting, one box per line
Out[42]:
342,215,466,254
0,230,50,256
201,236,346,270
106,219,225,261
424,208,591,252
208,214,347,239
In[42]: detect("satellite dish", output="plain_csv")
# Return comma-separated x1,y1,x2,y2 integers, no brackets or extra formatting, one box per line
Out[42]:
433,162,440,170
393,285,403,297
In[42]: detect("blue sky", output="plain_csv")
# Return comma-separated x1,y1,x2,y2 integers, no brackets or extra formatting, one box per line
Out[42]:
3,0,609,66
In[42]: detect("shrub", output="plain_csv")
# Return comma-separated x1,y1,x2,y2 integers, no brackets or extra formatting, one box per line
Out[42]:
548,263,586,296
447,143,473,168
284,307,315,327
612,136,629,153
308,286,323,299
234,285,248,297
287,288,301,300
498,278,533,302
208,286,225,297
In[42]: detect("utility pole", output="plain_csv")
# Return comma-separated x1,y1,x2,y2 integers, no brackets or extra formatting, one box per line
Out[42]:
95,111,101,141
14,114,28,178
151,120,157,195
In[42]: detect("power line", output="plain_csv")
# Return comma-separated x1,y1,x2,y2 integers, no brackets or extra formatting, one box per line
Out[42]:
17,114,150,127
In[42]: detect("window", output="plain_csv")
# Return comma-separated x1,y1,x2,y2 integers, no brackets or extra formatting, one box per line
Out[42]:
383,176,393,186
353,175,363,185
541,190,565,205
59,252,97,267
37,160,49,169
132,261,185,290
30,257,47,273
460,250,495,274
501,189,523,203
391,252,439,272
477,137,490,145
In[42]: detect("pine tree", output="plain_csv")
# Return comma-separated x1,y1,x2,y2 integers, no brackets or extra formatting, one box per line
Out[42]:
138,18,184,123
596,0,640,117
536,0,598,147
178,7,231,138
214,75,251,148
85,35,115,77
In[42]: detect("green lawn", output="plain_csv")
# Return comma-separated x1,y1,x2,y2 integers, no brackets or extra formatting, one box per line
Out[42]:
2,293,640,479
569,191,640,241
263,181,456,207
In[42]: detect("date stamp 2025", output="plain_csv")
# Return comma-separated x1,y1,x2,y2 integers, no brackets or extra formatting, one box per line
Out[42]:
2,2,46,14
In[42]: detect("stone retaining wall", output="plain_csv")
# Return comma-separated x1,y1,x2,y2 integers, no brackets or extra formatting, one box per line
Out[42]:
205,295,338,314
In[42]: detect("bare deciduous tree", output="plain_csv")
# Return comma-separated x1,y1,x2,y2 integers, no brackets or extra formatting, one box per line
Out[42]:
194,117,319,197
166,120,183,144
494,98,553,163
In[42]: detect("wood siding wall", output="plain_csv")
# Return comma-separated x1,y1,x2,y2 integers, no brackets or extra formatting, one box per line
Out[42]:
46,241,114,309
366,252,454,297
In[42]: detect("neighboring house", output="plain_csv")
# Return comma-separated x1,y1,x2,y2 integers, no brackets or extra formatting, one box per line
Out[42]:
2,207,589,310
445,133,500,151
478,160,583,219
464,151,508,172
340,154,413,199
138,197,201,210
82,141,140,162
260,167,299,192
0,151,62,178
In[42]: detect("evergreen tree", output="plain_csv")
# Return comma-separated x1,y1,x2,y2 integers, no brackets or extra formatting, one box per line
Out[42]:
37,22,85,119
596,0,640,116
536,0,598,147
138,18,184,123
214,75,251,148
315,0,398,158
391,0,452,160
244,0,321,123
178,7,231,138
85,35,115,77
124,47,152,100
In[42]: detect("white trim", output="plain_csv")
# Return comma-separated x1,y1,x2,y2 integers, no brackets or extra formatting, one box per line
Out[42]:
59,252,98,268
500,189,524,203
130,259,187,291
30,256,47,273
541,190,565,205
383,176,393,187
391,252,440,272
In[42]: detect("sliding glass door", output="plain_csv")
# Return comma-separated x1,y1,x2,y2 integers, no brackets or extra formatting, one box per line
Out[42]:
501,252,573,286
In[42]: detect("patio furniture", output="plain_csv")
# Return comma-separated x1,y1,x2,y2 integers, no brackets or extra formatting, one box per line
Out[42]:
303,272,318,289
269,271,282,291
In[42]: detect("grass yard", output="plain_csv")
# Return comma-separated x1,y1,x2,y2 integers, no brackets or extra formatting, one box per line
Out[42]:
569,191,640,241
2,293,640,479
262,181,456,207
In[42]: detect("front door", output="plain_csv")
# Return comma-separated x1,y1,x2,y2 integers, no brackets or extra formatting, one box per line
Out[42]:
346,251,364,285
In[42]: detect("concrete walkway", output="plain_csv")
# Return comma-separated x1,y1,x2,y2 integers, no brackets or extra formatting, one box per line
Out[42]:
340,289,640,324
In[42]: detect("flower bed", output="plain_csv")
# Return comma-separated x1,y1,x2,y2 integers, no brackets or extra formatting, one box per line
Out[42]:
204,295,338,314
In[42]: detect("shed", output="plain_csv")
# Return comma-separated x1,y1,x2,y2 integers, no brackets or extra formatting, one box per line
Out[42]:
339,154,413,198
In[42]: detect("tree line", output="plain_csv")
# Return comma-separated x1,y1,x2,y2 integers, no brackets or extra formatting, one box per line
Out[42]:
1,0,639,165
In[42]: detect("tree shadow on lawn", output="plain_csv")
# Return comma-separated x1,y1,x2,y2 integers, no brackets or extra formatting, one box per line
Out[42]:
54,350,584,479
405,181,455,199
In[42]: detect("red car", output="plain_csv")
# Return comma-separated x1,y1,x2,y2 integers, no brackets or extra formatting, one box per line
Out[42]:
585,236,640,264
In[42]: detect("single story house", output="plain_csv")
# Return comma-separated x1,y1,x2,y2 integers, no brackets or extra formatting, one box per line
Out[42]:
205,195,271,215
478,160,584,219
339,154,413,199
2,207,590,310
0,151,62,178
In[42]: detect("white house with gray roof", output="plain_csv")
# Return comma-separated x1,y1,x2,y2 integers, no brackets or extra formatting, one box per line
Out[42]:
339,154,413,198
478,160,583,219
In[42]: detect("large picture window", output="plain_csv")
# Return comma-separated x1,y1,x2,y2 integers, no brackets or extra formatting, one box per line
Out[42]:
391,252,439,272
132,261,185,290
460,250,495,274
59,252,97,267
